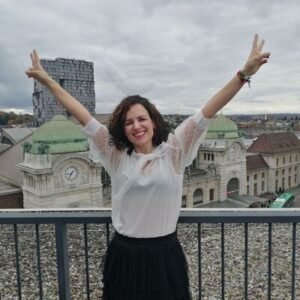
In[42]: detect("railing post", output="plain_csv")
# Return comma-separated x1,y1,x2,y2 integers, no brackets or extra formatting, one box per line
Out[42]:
55,223,70,300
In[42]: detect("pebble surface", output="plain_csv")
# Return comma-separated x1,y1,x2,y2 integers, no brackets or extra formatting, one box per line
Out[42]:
0,223,299,299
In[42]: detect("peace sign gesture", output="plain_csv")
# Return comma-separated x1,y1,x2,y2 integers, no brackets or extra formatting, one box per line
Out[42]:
242,34,270,76
25,50,52,85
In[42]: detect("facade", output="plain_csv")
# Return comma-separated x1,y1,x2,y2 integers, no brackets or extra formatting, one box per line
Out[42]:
246,132,300,195
32,58,95,126
18,116,103,208
182,114,247,207
246,155,269,196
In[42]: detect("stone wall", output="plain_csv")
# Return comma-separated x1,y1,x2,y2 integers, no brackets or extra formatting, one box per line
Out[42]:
33,58,95,126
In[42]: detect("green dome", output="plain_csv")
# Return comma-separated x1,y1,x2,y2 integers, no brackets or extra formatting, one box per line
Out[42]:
206,114,240,139
24,115,89,154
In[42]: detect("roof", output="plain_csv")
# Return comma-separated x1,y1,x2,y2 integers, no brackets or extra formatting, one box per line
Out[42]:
1,127,35,145
0,179,22,196
206,114,240,139
69,114,111,126
0,143,11,154
246,154,269,171
247,132,300,154
28,115,89,154
0,134,34,186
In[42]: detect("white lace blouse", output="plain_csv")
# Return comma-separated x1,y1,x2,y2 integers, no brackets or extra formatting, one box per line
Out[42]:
82,110,209,238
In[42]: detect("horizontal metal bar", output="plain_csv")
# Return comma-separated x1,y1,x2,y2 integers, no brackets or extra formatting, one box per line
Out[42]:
1,209,300,224
0,211,112,224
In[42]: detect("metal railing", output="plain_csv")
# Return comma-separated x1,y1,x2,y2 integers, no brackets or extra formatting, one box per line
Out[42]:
0,208,300,299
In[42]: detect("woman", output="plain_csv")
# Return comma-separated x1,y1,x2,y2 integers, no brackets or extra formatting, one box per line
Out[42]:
26,34,270,299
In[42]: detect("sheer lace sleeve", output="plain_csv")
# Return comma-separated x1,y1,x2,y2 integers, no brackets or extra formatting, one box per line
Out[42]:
167,110,209,170
82,117,121,175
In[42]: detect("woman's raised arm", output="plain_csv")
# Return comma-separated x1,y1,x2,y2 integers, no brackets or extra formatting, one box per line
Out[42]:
25,50,92,126
202,34,270,118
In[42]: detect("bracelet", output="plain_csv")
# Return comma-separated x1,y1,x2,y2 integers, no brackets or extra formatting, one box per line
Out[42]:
237,70,251,88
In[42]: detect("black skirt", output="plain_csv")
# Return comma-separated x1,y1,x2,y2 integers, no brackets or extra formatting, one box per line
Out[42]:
102,230,192,300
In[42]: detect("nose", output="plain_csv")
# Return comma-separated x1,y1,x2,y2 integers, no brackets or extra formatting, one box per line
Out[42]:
133,120,141,130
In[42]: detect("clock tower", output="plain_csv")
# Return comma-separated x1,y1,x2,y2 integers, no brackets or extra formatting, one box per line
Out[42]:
18,115,103,208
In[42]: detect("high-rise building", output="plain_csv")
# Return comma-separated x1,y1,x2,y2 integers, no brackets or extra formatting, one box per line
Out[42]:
32,58,95,126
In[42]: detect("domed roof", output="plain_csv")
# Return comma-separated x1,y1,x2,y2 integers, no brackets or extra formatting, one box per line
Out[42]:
206,114,240,139
24,115,89,154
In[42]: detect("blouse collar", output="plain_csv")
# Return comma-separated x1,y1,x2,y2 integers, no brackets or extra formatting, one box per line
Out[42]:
131,142,169,159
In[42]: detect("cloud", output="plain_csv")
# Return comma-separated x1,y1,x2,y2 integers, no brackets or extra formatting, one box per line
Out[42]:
0,0,300,115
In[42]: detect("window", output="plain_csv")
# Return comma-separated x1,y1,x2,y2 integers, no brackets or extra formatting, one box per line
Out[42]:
289,167,291,173
283,157,286,164
247,185,249,195
276,171,279,176
290,156,292,163
254,174,257,180
275,179,278,190
211,154,215,161
282,177,285,189
288,176,291,188
209,189,214,201
282,169,285,175
261,181,265,192
182,196,187,208
262,172,265,178
276,158,279,166
208,153,211,161
295,174,297,184
193,189,203,205
295,166,298,171
254,183,258,195
204,153,207,160
247,176,249,182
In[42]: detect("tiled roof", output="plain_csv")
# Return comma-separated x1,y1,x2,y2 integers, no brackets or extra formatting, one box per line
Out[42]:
246,155,269,171
247,132,300,154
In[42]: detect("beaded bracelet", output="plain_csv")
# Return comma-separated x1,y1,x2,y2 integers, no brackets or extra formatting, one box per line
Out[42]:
237,70,251,88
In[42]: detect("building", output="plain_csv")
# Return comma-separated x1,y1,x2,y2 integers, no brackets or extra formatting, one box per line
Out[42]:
247,132,300,195
18,116,103,208
182,114,247,207
3,112,300,209
32,58,95,126
0,128,34,208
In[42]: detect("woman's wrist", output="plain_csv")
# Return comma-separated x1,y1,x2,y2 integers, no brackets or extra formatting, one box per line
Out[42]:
237,70,251,87
44,76,57,88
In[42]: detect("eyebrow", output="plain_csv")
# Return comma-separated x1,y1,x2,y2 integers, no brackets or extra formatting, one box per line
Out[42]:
125,114,148,122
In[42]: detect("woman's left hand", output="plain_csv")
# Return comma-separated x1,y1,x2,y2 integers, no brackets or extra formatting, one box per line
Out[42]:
242,33,270,76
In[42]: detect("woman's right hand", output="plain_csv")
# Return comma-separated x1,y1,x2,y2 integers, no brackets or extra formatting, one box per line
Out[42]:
25,50,52,85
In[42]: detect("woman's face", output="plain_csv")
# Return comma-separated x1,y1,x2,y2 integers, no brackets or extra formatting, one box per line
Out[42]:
124,104,155,154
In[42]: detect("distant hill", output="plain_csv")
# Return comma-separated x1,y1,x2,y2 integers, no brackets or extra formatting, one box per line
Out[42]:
229,113,300,122
0,111,33,126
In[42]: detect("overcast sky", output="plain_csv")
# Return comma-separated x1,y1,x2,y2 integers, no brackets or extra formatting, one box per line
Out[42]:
0,0,299,115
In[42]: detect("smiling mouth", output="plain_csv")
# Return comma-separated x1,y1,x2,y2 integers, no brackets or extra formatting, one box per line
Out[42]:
133,131,146,138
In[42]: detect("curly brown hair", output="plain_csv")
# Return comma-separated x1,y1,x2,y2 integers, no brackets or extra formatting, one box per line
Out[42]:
108,95,170,153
